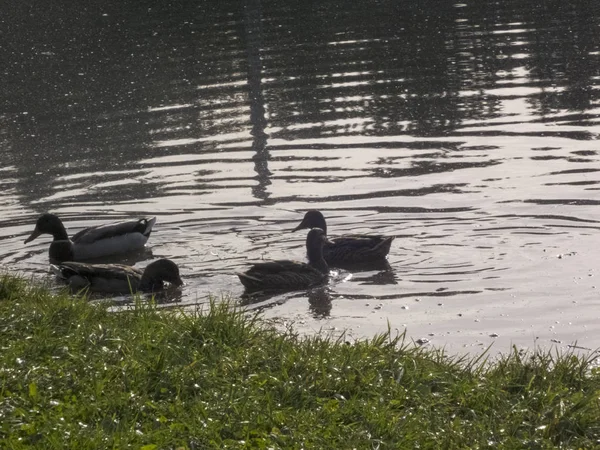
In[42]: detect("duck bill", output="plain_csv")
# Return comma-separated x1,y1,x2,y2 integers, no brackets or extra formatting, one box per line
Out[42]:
292,220,308,233
24,227,42,244
173,277,184,287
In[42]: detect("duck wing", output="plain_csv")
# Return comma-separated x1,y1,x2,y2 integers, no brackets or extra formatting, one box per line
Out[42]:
325,235,394,264
72,217,156,244
239,260,326,291
246,260,317,275
55,261,144,282
54,262,145,294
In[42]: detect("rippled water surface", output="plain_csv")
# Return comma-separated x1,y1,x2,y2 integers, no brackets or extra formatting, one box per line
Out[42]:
2,0,600,352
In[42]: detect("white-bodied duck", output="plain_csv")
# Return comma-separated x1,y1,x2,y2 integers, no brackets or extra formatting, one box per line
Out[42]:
24,213,157,263
53,258,183,294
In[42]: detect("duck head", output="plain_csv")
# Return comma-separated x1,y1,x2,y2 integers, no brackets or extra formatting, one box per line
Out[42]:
140,258,184,291
292,210,327,234
25,213,69,243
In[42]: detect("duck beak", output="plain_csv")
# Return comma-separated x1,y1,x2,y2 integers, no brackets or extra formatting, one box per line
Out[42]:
173,277,184,287
292,219,308,233
24,227,42,244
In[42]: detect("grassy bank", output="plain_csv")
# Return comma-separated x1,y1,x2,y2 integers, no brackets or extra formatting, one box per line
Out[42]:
1,274,599,449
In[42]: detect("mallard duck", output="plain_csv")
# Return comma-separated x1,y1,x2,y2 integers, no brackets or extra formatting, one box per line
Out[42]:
238,228,331,292
52,258,183,294
292,210,394,265
24,213,157,263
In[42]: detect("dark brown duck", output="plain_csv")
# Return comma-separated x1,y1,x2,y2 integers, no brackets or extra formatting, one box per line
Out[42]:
292,210,394,265
238,228,331,292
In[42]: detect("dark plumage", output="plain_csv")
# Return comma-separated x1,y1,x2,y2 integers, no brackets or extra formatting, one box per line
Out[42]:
52,258,183,294
292,210,394,265
24,213,156,263
238,228,331,292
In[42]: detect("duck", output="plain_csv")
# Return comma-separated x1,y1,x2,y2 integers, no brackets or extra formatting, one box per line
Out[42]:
24,213,157,263
292,210,394,265
52,258,183,295
238,228,331,292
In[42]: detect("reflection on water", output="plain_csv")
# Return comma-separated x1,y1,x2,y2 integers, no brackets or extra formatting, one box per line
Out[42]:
308,287,332,318
1,0,599,331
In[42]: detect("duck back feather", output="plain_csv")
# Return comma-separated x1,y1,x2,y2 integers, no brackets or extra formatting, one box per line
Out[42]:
238,260,327,291
324,235,394,264
71,217,156,244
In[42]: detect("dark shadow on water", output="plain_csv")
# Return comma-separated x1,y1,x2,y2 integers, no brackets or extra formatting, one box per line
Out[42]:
357,269,398,287
239,284,334,318
244,0,272,202
307,286,332,318
239,287,299,308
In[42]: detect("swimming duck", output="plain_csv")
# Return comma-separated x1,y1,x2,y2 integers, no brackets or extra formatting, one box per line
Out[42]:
238,228,331,292
292,210,394,265
53,258,183,294
24,213,157,263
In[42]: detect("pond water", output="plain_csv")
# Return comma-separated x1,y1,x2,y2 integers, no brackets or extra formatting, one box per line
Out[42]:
1,0,600,354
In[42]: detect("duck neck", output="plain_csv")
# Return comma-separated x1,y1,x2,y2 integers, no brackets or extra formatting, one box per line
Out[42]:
49,241,74,264
139,272,163,292
307,245,329,274
52,222,70,241
314,216,327,235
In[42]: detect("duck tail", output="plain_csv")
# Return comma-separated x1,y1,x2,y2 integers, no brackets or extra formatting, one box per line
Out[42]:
50,263,74,281
375,236,395,254
49,264,64,279
237,272,262,289
142,217,157,237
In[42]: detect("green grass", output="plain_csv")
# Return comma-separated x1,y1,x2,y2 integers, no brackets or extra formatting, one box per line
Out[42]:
1,273,600,449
